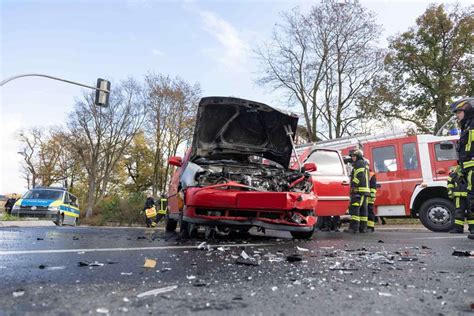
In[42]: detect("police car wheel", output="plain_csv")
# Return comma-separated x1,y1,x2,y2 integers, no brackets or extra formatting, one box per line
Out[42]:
56,213,64,226
419,198,454,232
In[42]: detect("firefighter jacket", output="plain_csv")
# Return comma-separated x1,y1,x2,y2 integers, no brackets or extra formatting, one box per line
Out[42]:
368,172,377,204
350,158,370,196
447,166,467,199
457,118,474,170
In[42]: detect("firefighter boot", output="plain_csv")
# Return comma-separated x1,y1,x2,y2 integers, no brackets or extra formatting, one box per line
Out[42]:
343,219,360,234
359,220,368,233
450,206,465,233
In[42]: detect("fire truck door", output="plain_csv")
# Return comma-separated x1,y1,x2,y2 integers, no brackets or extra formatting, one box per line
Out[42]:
369,143,406,216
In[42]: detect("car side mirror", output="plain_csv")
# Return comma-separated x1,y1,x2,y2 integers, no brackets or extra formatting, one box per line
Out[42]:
168,156,183,167
303,162,317,172
439,142,454,150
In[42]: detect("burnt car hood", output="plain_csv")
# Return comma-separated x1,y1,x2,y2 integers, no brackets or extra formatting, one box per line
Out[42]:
190,97,298,167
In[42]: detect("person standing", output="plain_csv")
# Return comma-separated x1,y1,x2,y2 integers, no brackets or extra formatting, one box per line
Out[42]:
344,149,370,234
367,170,377,232
451,97,474,239
447,165,472,233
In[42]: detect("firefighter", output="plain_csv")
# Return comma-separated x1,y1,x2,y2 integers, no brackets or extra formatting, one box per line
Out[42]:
143,194,158,228
344,149,370,234
451,97,474,237
367,169,377,232
447,165,472,233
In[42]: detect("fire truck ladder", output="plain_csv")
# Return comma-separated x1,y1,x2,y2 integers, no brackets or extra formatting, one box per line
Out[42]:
297,131,408,150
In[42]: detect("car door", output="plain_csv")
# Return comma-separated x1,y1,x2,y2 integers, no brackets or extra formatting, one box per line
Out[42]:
305,149,350,216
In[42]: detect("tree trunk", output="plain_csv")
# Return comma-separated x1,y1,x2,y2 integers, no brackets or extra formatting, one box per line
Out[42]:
85,175,96,218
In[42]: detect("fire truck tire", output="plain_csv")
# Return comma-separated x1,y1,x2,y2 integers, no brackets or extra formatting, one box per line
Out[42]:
290,225,316,239
419,198,454,232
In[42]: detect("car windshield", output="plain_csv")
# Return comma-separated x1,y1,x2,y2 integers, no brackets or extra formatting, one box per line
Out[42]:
23,190,63,200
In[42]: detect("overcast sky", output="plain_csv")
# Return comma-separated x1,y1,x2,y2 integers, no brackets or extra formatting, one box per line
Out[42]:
1,0,470,194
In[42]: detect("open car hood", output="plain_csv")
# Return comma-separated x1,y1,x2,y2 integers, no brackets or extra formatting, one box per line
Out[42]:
190,97,298,167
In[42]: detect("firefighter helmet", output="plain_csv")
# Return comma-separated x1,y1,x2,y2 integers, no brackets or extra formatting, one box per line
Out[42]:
450,97,474,116
349,149,364,159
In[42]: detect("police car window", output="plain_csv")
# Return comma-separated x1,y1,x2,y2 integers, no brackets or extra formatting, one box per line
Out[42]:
435,143,457,161
306,150,344,175
23,190,63,200
372,146,397,173
402,143,419,170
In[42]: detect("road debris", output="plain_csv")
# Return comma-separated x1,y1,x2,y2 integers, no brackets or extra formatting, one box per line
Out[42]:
143,259,157,268
78,261,105,267
121,272,133,276
137,285,178,298
186,275,197,280
36,238,43,241
12,290,25,298
452,250,473,257
240,250,250,259
96,308,109,314
296,246,309,252
235,258,260,266
286,254,303,262
379,292,393,297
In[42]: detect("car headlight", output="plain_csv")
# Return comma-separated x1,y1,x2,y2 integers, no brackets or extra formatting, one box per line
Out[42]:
49,206,60,212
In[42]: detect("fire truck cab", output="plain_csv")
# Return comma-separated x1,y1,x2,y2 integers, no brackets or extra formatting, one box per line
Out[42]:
314,132,458,232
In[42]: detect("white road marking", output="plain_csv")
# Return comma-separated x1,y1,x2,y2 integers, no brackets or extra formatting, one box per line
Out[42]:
412,236,469,240
0,243,276,256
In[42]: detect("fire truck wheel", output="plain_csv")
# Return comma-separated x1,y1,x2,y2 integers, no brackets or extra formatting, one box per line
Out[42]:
419,198,454,232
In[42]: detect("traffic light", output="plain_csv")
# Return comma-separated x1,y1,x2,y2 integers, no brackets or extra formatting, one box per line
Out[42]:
95,78,111,107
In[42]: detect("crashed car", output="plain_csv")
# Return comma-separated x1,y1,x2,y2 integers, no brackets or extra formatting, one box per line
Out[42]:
165,97,319,239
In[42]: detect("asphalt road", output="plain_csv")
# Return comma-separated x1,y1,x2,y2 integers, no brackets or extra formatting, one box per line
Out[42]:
0,225,473,315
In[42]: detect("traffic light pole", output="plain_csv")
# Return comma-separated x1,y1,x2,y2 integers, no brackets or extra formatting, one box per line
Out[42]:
0,73,109,93
0,73,111,107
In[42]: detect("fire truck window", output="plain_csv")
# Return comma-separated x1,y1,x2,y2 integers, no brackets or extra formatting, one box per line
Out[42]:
402,143,419,170
435,143,457,161
372,146,397,173
306,150,344,175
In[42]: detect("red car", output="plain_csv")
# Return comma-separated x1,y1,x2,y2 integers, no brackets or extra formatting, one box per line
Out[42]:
165,97,347,239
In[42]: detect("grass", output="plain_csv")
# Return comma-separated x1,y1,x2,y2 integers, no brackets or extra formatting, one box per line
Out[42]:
0,213,25,221
383,217,421,225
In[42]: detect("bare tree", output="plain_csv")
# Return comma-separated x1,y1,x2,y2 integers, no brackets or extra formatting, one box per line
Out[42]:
256,0,383,140
68,79,145,218
144,74,201,196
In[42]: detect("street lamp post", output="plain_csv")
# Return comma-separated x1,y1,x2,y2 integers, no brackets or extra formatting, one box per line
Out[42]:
0,73,111,107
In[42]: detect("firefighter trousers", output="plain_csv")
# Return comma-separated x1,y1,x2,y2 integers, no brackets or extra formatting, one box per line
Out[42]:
348,194,368,232
463,169,474,232
452,196,474,233
367,203,376,231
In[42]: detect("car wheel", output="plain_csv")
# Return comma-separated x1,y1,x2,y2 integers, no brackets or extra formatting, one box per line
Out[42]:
419,198,454,232
56,213,64,226
165,214,178,232
290,225,316,239
179,214,190,237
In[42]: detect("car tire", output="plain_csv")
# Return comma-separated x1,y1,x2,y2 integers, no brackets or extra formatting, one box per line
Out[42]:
290,225,316,239
165,214,178,232
56,213,64,227
179,214,189,237
419,198,454,232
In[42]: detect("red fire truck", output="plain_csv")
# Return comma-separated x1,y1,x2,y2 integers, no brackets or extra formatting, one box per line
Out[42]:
300,132,459,232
